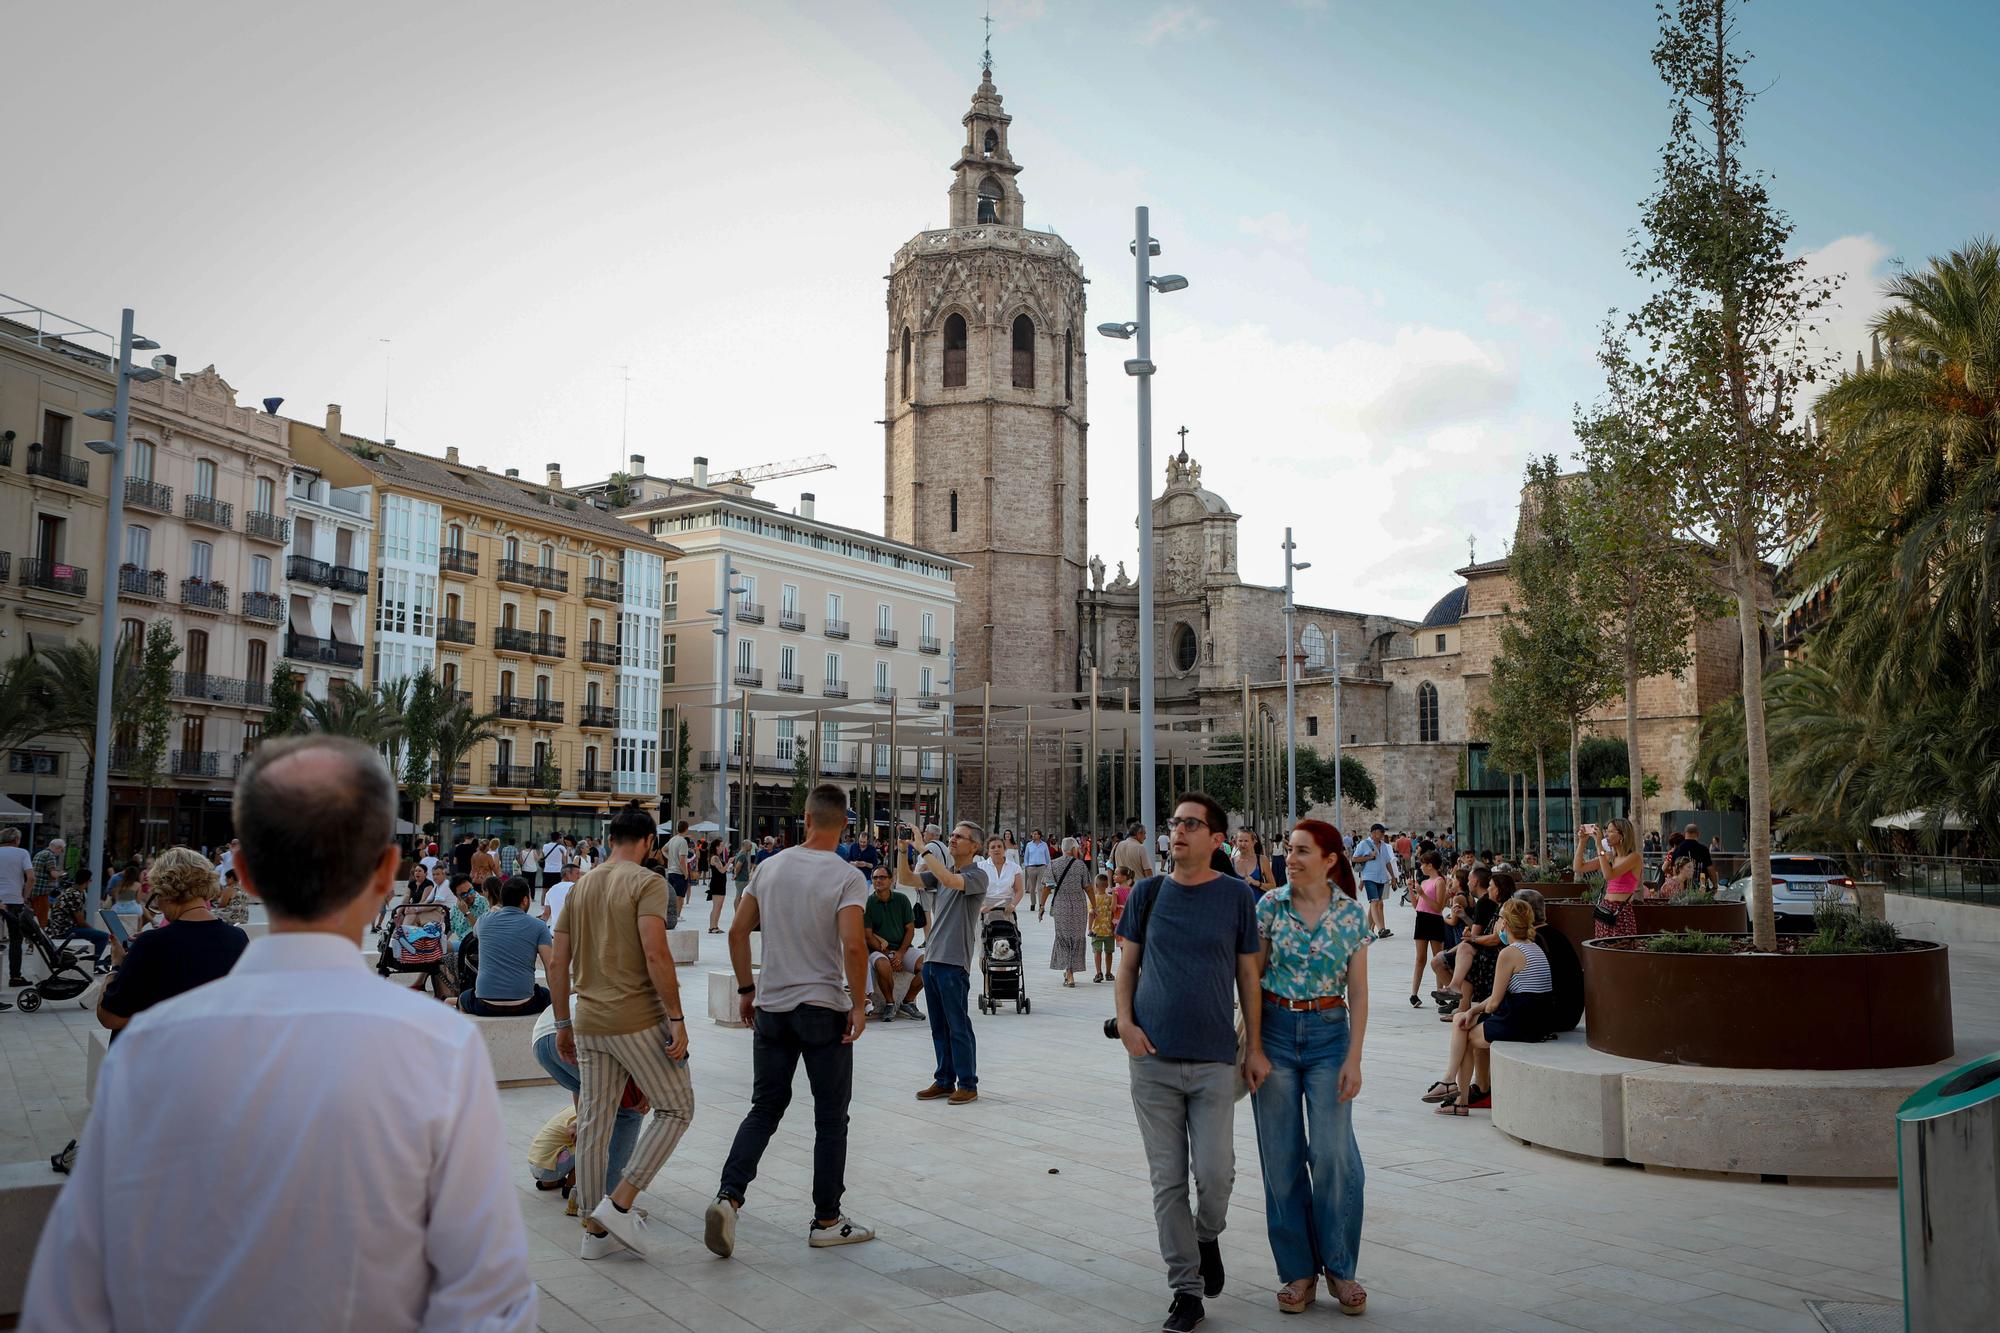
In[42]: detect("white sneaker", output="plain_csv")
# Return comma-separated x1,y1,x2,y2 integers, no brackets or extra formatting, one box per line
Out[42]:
588,1198,650,1256
580,1231,622,1261
809,1216,875,1247
704,1196,737,1258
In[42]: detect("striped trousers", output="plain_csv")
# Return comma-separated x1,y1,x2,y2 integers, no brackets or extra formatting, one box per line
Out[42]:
574,1023,696,1216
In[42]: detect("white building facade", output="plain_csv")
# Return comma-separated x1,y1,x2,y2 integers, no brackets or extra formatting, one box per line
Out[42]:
283,465,373,700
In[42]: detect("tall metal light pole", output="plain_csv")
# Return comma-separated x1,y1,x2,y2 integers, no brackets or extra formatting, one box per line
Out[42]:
1281,528,1311,826
1097,205,1187,834
709,552,747,846
1332,627,1344,820
81,309,161,912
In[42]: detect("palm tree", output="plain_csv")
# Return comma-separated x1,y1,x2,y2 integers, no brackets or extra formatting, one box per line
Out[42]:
31,634,143,842
303,679,403,747
0,654,46,756
1797,238,2000,846
431,699,502,851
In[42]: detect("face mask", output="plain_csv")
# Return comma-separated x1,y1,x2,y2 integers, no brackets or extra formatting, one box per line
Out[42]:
1498,927,1510,945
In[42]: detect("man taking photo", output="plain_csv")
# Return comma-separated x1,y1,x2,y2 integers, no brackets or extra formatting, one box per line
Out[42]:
897,822,986,1105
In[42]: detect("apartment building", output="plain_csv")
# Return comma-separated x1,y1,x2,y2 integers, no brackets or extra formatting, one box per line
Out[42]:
289,415,679,839
602,459,963,838
282,451,373,701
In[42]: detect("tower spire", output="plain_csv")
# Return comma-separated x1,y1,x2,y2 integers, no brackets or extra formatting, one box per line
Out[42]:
982,6,993,74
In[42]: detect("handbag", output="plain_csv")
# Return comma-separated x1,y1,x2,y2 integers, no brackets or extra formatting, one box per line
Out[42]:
1591,899,1620,926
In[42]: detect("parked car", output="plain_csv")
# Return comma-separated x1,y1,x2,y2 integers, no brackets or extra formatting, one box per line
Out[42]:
1718,854,1856,927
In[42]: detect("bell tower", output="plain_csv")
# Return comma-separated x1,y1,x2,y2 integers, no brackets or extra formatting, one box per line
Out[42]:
883,62,1089,699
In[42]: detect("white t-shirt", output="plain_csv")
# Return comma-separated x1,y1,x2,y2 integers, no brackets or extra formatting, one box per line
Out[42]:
542,842,568,874
418,856,439,875
742,848,869,1013
977,855,1022,910
543,879,575,926
216,849,236,879
0,845,31,905
666,835,690,877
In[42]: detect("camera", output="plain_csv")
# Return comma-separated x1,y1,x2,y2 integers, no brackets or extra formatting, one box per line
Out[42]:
1102,1016,1122,1040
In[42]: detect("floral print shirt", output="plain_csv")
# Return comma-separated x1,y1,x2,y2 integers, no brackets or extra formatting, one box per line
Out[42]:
449,893,489,942
1256,886,1371,1001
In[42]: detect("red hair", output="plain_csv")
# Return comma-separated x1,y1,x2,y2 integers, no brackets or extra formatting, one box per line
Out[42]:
1291,819,1359,899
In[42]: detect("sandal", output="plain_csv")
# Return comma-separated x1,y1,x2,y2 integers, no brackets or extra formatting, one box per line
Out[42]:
1327,1276,1368,1316
1434,1096,1468,1117
1409,994,1422,1008
1420,1080,1457,1104
1276,1277,1317,1313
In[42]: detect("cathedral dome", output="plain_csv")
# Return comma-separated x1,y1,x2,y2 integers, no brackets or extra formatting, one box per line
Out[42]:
1419,584,1467,629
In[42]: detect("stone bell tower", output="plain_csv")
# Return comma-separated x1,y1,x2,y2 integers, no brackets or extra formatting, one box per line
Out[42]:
883,62,1088,698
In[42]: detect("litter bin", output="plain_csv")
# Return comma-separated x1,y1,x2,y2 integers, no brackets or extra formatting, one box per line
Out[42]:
1897,1051,2000,1332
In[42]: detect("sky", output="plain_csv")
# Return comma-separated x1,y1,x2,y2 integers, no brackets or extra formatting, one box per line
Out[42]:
8,0,1994,620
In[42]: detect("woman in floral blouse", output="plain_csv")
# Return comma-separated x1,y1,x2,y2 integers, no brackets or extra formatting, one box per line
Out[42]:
1243,819,1370,1317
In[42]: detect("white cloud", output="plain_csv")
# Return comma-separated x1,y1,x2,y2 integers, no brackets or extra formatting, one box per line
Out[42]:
1139,6,1215,45
1801,232,1894,385
1479,279,1567,343
1238,211,1310,249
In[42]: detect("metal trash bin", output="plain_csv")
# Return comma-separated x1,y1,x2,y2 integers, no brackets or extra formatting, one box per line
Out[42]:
1897,1051,2000,1331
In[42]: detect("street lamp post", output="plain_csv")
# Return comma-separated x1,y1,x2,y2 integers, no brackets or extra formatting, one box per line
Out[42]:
82,308,162,914
709,552,748,847
1098,205,1188,834
1282,527,1312,827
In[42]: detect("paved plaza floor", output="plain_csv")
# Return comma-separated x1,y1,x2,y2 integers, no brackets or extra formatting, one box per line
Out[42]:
8,893,1995,1332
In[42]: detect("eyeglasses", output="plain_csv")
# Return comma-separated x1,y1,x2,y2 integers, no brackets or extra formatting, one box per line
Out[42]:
1167,816,1211,832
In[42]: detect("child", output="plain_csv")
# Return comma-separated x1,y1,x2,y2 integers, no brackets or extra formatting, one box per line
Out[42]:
1111,865,1135,925
527,1105,577,1208
1087,873,1116,983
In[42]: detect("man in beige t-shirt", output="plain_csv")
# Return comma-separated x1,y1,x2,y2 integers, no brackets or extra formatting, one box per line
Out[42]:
1113,823,1155,881
550,803,692,1262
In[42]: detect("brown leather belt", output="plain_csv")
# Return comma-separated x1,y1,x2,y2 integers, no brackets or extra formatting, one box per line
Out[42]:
1262,990,1346,1012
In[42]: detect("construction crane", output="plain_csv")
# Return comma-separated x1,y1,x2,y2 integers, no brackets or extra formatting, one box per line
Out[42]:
689,453,836,486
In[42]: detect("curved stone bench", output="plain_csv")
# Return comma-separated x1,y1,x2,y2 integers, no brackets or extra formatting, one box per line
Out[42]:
1490,1036,1950,1180
465,1012,554,1087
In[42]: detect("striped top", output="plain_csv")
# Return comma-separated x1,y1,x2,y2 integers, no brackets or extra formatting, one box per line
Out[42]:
1504,939,1553,994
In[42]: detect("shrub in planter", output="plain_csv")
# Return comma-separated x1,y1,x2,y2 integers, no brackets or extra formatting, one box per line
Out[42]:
1642,929,1735,954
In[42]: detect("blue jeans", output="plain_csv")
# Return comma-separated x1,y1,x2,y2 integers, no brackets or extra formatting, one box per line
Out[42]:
920,961,976,1091
534,1031,640,1190
1250,1000,1364,1282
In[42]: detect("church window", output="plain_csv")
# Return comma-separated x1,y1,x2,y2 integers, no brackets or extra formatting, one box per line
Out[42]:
900,328,912,401
1300,623,1326,669
1171,623,1198,673
983,128,998,155
1417,681,1439,743
1011,315,1034,389
977,176,1002,224
1064,330,1073,400
948,490,959,532
1307,716,1319,737
1436,632,1447,653
943,314,967,388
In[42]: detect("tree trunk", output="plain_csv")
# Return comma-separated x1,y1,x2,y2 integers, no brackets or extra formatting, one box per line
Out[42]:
1730,536,1776,950
1506,770,1516,860
1624,630,1644,837
1535,746,1549,865
1567,719,1582,857
438,775,455,853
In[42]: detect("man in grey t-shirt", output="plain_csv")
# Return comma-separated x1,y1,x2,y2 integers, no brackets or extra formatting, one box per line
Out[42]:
707,784,874,1259
897,821,986,1105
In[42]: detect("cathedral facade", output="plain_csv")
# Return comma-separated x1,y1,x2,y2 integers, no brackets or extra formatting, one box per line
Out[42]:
883,65,1087,697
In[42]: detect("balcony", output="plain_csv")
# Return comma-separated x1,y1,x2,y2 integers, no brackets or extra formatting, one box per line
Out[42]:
245,510,289,544
241,590,284,623
435,617,477,646
439,546,479,576
779,609,806,631
435,761,472,788
171,750,221,779
184,494,234,529
584,576,622,603
497,558,567,593
109,745,140,774
172,672,269,708
874,685,897,704
125,478,172,513
328,564,367,594
579,703,617,730
919,635,943,655
822,679,848,699
735,601,765,624
577,768,615,793
732,666,763,688
180,578,230,613
777,673,804,694
582,639,622,667
495,627,572,659
286,555,330,586
118,567,166,601
824,618,849,639
918,693,942,711
19,559,87,597
875,627,899,647
493,694,564,725
25,449,88,488
489,763,537,790
284,631,362,669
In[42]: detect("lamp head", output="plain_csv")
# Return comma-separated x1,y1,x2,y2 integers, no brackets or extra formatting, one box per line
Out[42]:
127,366,164,383
1096,322,1136,340
84,439,121,456
85,407,116,422
1149,275,1189,294
130,337,161,352
1295,560,1312,571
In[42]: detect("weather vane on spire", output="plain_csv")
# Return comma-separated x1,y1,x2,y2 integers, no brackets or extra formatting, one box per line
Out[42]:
982,6,993,72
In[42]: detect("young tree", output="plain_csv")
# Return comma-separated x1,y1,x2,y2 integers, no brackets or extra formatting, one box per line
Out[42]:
432,700,501,852
133,619,181,856
673,717,693,813
264,663,307,738
1477,650,1567,863
1605,0,1837,947
387,670,441,835
789,743,813,817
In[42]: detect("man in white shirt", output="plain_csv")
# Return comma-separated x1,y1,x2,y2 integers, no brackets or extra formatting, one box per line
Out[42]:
542,835,570,892
0,828,32,1002
24,735,534,1330
215,837,239,881
543,861,583,925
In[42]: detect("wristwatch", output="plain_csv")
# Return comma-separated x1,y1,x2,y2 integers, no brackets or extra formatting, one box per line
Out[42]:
737,983,756,995
552,1017,572,1030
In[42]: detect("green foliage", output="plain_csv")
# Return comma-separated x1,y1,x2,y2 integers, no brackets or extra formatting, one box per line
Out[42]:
1576,737,1629,788
304,679,403,744
432,701,503,850
1666,887,1718,905
1202,734,1376,817
133,619,180,807
536,748,562,812
603,472,638,508
0,654,45,755
1799,897,1903,955
670,716,694,811
789,744,813,816
264,663,307,738
1643,929,1738,955
1687,693,1747,812
392,670,441,825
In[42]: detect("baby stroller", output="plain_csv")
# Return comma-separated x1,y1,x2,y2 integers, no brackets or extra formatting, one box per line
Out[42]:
8,909,98,1013
977,916,1030,1015
377,899,457,1000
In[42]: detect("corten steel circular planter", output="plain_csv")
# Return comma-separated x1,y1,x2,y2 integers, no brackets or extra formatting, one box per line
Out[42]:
1533,881,1590,900
1582,935,1954,1069
1540,901,1749,973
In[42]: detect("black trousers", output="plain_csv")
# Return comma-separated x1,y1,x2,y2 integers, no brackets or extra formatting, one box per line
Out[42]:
458,984,551,1016
718,1004,853,1220
2,904,28,979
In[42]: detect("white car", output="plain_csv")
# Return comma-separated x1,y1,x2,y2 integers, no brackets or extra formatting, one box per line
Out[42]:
1719,854,1856,926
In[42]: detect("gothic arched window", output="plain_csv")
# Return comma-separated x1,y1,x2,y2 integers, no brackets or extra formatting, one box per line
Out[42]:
977,176,1002,224
900,327,912,401
1417,680,1440,743
1301,623,1326,669
1011,314,1035,389
948,490,959,532
943,314,967,388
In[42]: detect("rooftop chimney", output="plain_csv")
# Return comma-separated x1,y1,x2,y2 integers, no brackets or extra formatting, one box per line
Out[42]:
325,404,342,439
445,445,460,465
800,492,816,520
546,463,563,489
629,453,645,474
505,467,519,478
692,455,709,487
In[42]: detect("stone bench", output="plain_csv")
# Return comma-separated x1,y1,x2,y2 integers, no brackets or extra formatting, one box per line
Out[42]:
86,1028,112,1106
0,1161,64,1319
668,928,700,965
466,1012,554,1087
708,968,757,1026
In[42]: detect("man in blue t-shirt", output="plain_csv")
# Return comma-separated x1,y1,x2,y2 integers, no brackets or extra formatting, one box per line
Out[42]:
1352,822,1396,940
460,877,553,1015
1114,793,1261,1333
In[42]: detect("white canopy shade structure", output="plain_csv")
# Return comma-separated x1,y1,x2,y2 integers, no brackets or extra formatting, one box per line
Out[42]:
0,794,47,824
1870,809,1969,832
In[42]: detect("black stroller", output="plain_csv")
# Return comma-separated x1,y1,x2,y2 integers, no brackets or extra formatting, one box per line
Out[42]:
977,915,1030,1015
8,909,98,1013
